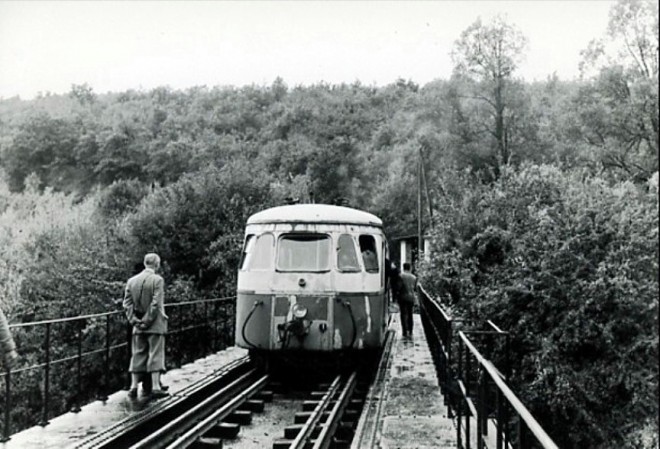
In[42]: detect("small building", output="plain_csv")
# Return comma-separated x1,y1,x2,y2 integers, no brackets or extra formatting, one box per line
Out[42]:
392,234,430,273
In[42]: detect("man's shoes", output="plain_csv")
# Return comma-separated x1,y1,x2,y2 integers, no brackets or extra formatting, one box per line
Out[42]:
127,388,138,399
149,389,170,399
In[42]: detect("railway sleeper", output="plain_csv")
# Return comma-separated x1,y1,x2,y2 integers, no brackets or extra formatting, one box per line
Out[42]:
295,411,330,424
191,437,223,448
303,400,332,411
284,424,323,439
340,408,360,422
303,396,352,412
255,390,274,402
204,422,241,439
240,398,266,412
225,410,253,425
303,392,364,412
330,437,351,449
272,439,315,449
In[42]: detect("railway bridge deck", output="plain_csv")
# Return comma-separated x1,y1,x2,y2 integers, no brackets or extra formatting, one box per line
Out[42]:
1,315,454,449
2,289,559,449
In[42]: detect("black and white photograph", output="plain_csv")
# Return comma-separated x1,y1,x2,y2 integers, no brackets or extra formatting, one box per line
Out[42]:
0,1,657,448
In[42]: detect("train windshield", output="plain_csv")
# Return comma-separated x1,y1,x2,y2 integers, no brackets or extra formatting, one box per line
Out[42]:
277,234,331,272
337,234,360,272
359,235,379,273
240,233,274,270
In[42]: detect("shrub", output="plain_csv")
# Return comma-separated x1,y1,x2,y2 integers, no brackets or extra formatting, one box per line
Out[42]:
421,164,659,449
121,160,284,295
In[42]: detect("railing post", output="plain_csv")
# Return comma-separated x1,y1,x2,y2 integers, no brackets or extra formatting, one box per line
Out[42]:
98,315,110,401
505,333,511,380
477,368,487,449
72,321,83,413
221,302,228,348
231,300,236,343
496,389,503,449
447,319,453,418
125,323,132,390
2,369,11,442
39,322,51,426
173,306,181,368
457,338,464,449
518,417,527,449
213,301,219,352
204,301,209,354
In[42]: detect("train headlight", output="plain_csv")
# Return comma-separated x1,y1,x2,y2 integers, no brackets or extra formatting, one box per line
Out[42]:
291,303,308,319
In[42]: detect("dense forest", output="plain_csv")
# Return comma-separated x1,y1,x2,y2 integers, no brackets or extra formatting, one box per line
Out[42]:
0,1,657,448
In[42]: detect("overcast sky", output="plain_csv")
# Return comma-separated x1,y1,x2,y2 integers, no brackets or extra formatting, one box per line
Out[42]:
0,1,615,99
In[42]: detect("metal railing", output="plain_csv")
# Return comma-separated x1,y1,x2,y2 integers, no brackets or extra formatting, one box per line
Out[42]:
418,285,453,414
1,297,235,442
418,286,559,449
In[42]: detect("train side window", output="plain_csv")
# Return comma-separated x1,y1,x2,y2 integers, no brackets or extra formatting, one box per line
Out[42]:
249,233,275,270
277,234,331,272
337,234,360,272
239,235,255,270
359,235,379,273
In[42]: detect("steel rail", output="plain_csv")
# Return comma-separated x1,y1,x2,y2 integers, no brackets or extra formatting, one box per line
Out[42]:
313,371,358,449
128,369,262,449
164,374,269,449
350,330,395,449
289,375,342,449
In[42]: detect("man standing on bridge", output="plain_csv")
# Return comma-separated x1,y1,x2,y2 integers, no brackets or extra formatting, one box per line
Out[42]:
123,253,169,399
398,263,418,338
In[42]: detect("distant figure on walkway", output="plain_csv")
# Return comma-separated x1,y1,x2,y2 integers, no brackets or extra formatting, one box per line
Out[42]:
123,253,169,399
0,308,18,369
386,260,401,307
398,263,418,338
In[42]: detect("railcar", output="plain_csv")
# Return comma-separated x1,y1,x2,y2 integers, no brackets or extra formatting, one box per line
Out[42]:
235,204,390,372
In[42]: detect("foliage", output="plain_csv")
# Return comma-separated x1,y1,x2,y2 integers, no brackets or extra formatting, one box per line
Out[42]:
451,15,530,170
95,178,150,220
120,160,283,295
420,164,659,449
0,182,128,319
577,0,659,181
0,114,80,193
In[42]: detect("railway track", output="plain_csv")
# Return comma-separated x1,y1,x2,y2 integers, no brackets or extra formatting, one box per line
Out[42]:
75,337,395,449
73,356,261,449
271,372,363,449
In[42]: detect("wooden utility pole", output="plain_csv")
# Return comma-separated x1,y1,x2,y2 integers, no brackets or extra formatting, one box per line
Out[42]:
417,147,423,267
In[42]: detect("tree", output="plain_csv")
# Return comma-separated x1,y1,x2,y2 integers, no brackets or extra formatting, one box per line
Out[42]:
578,0,659,180
451,15,529,169
1,114,79,192
69,83,96,105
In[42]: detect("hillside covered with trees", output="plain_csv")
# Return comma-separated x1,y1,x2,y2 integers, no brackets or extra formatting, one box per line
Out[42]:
0,1,657,448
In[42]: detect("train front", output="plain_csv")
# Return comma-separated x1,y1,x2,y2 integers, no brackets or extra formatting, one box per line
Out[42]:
235,204,388,367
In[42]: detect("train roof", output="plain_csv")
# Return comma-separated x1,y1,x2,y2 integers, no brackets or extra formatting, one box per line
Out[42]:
247,204,383,227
